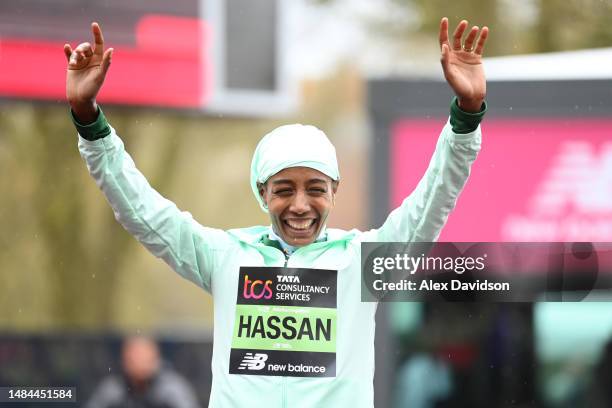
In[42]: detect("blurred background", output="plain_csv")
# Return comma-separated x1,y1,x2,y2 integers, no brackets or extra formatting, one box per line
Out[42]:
1,0,612,407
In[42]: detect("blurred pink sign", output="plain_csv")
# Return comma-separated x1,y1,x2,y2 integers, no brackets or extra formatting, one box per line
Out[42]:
391,119,612,242
0,15,209,108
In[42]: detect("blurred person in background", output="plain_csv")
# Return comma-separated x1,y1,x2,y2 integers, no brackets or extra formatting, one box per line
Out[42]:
587,339,612,408
86,336,200,408
64,17,488,408
393,351,452,408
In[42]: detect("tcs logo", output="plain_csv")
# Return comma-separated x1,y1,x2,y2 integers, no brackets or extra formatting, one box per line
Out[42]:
243,274,273,299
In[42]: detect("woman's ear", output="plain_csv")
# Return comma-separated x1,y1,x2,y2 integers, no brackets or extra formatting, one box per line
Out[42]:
331,180,339,205
257,182,268,208
332,180,339,195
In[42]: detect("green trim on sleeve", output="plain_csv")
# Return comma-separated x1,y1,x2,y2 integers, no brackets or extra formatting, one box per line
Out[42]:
449,97,487,134
70,106,111,141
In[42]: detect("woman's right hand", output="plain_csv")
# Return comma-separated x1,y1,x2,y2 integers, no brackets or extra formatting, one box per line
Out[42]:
64,22,113,123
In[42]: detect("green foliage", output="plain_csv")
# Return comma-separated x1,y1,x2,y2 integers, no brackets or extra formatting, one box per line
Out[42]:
537,0,612,52
0,104,249,330
309,0,612,55
0,105,155,329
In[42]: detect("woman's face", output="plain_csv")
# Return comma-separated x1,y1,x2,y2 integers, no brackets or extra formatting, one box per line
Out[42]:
259,167,338,247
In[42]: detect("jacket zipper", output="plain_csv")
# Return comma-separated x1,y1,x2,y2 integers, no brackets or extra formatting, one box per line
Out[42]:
282,376,287,408
282,250,289,407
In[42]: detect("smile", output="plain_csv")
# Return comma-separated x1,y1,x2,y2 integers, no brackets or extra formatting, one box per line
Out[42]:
284,219,316,231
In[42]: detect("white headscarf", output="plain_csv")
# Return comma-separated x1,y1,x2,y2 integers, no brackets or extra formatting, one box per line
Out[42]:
250,124,340,212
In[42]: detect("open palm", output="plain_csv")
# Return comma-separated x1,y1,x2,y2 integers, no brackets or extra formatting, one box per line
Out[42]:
439,18,489,112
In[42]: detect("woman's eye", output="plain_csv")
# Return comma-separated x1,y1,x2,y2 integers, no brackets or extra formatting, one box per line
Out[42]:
274,189,292,195
310,188,326,193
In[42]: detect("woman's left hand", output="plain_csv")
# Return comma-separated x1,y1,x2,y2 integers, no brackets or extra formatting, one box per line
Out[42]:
439,17,489,113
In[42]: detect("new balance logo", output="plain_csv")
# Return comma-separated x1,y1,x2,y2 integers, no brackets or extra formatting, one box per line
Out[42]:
238,353,268,370
530,141,612,216
502,141,612,241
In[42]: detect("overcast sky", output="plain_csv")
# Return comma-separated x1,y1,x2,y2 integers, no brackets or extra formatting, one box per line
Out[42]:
283,0,611,82
285,0,408,80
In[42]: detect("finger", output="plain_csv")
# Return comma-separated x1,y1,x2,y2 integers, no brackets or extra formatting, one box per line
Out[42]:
440,43,450,69
63,44,73,62
474,26,489,55
91,22,105,55
68,51,83,69
438,17,449,50
452,20,468,51
83,44,94,58
463,26,479,52
66,46,84,68
440,44,453,83
75,42,94,57
101,48,113,77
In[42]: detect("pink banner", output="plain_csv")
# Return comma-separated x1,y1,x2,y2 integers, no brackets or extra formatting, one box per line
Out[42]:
0,15,210,108
391,119,612,242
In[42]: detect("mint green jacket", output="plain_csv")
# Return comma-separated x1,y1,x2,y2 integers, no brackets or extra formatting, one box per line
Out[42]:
76,106,482,408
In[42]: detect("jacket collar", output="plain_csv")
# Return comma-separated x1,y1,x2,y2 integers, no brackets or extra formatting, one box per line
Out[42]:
226,225,356,250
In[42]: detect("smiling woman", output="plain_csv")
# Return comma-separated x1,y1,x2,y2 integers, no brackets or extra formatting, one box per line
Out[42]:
67,18,488,408
259,166,338,248
250,122,341,250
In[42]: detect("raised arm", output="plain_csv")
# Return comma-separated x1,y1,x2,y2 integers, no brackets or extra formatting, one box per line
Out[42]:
373,18,488,242
65,23,230,292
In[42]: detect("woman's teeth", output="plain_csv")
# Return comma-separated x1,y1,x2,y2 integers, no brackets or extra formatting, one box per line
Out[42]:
286,219,314,230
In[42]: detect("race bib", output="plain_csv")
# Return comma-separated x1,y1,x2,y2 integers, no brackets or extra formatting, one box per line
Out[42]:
229,266,337,377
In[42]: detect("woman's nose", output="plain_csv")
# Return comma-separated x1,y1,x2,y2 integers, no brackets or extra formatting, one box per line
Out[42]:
289,191,310,213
